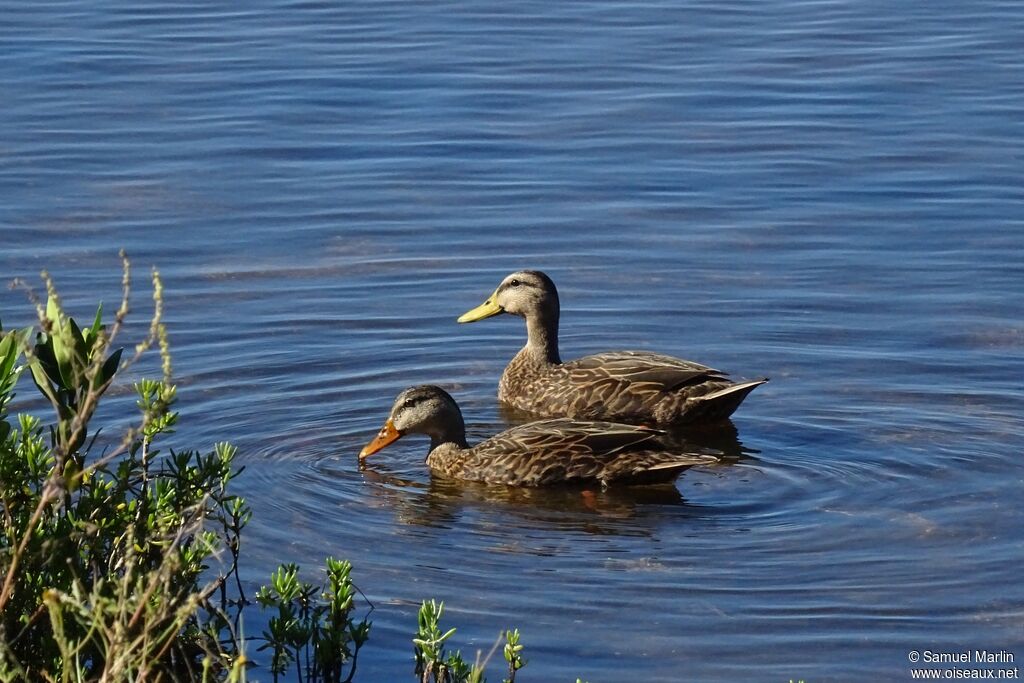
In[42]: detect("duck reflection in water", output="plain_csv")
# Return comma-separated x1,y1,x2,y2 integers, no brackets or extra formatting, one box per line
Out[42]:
358,468,699,538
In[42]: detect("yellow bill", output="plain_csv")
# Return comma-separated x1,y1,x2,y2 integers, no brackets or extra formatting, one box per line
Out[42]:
359,419,402,459
457,289,503,323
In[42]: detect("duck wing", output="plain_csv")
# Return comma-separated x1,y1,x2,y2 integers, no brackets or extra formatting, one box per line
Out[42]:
564,351,728,391
466,420,710,486
481,419,660,457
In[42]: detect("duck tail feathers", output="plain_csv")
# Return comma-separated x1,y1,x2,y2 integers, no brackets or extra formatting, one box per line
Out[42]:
681,378,768,423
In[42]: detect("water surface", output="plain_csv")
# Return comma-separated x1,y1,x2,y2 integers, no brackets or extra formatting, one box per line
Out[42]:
1,1,1022,681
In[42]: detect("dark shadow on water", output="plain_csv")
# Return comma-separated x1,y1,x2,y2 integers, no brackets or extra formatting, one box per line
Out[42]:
357,467,698,536
663,420,760,464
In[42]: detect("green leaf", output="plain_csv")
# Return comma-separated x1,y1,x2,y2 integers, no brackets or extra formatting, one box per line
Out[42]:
68,317,88,360
0,333,13,367
49,324,74,390
98,347,123,387
46,295,61,328
33,333,60,384
90,302,103,338
0,333,20,392
29,359,59,405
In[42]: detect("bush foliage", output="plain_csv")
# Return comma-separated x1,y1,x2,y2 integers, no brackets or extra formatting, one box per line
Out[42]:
0,258,248,681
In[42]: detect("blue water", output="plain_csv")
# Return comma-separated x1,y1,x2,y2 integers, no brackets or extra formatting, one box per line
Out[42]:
2,1,1022,681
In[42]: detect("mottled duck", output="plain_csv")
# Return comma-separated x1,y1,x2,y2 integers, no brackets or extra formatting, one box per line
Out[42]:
457,270,766,426
359,385,717,487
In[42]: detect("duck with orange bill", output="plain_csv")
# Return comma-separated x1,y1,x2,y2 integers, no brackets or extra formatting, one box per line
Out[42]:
359,385,718,487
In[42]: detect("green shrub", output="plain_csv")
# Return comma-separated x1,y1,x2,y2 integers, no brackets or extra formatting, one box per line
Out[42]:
255,559,370,683
413,600,525,683
255,569,527,683
0,257,248,682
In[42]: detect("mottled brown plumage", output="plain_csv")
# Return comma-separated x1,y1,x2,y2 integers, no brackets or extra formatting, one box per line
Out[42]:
457,270,766,425
359,386,717,487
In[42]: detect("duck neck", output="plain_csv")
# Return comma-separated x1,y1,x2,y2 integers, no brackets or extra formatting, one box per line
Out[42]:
427,427,468,454
524,309,561,365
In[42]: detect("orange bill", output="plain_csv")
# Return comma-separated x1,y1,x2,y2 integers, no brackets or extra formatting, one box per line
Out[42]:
359,419,401,459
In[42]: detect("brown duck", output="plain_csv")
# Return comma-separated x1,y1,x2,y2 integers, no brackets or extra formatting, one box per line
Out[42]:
358,385,717,487
457,270,766,426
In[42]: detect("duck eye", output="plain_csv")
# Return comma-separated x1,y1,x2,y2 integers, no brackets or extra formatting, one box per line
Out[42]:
403,399,416,409
509,279,521,288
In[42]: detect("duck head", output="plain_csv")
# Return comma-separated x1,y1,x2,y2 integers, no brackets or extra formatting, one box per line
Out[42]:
359,385,467,459
457,270,559,323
